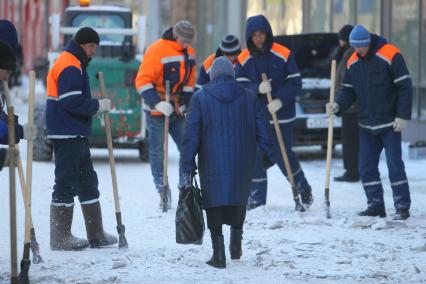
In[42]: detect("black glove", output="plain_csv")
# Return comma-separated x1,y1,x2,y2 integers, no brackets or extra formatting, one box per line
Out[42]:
263,157,275,170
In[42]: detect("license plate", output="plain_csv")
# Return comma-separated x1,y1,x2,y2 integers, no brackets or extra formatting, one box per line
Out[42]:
306,117,341,129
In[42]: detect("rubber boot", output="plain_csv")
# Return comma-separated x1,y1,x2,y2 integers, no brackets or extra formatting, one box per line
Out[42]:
81,201,118,248
50,205,89,251
206,234,226,269
229,228,243,260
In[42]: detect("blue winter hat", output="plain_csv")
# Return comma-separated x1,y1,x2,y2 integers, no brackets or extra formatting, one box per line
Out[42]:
0,19,19,53
209,56,234,80
349,24,371,47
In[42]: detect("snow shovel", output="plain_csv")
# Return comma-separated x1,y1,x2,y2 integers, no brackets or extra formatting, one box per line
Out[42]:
162,81,171,213
5,72,43,269
324,60,337,219
15,150,43,265
261,74,305,212
3,79,18,283
98,72,128,249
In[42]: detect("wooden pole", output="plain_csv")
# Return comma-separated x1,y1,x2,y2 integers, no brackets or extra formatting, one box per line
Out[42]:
324,60,337,219
261,73,305,212
98,72,128,249
162,81,170,213
3,79,18,284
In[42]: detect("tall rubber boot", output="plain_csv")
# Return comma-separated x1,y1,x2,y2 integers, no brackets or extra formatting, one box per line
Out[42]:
50,205,89,251
229,228,243,260
206,234,226,269
81,201,118,248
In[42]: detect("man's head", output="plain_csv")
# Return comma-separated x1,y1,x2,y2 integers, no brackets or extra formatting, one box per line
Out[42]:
209,56,234,81
0,19,19,80
74,27,100,58
338,24,353,47
219,34,241,64
251,31,267,50
349,24,370,57
173,20,195,48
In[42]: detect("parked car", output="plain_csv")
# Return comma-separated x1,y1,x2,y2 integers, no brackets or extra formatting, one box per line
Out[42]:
274,33,342,148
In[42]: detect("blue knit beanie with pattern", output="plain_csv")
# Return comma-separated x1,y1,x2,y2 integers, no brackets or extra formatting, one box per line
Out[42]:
349,24,371,47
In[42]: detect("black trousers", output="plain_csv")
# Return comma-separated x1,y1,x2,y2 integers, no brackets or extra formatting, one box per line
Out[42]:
206,206,246,235
341,112,359,175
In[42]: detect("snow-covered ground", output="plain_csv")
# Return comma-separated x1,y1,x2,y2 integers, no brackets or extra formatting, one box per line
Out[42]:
1,86,425,283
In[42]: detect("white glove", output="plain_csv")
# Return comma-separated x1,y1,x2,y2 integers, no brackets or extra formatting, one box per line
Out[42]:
155,101,173,116
258,80,272,94
179,105,187,113
98,99,112,113
326,102,339,115
23,123,37,140
393,117,408,132
267,99,283,114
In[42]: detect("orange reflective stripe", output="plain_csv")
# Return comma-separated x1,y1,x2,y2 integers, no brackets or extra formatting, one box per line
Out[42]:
47,51,81,99
202,53,216,73
347,52,359,69
376,44,400,65
271,43,291,61
135,39,196,98
237,49,250,65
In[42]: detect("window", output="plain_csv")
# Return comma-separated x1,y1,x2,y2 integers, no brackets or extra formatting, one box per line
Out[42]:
420,0,426,119
309,0,331,32
72,14,125,45
247,0,303,35
391,0,420,117
357,0,380,34
332,0,355,32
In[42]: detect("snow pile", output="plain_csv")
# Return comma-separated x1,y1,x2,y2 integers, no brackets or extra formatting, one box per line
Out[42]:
0,90,425,283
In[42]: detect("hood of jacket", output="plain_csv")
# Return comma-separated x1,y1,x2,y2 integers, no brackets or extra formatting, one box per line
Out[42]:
363,34,387,59
245,15,273,55
204,76,242,103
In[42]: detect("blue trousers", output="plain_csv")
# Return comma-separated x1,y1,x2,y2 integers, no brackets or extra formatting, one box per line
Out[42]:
359,128,411,211
249,122,310,205
51,138,99,205
147,114,186,193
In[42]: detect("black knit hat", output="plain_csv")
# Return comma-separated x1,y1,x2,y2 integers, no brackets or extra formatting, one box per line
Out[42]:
219,34,241,55
74,27,100,45
338,25,354,42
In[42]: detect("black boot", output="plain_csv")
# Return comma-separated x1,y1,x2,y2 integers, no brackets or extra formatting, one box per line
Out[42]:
229,228,243,260
358,206,386,218
393,209,410,220
206,234,226,269
301,185,313,206
81,201,118,248
50,205,89,251
334,171,360,182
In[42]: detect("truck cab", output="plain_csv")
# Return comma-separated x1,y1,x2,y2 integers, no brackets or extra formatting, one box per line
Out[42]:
34,3,149,161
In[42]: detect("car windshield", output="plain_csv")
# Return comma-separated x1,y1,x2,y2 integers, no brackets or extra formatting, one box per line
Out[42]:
72,14,125,45
274,33,338,78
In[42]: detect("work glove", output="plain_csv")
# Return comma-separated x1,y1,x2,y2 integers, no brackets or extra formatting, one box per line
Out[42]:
325,102,339,116
155,101,173,116
3,148,18,168
22,123,37,140
393,117,408,132
98,99,112,113
258,79,272,94
267,99,283,114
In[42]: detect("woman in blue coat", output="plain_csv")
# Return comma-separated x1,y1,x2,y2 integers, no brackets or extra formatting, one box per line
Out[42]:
182,56,275,268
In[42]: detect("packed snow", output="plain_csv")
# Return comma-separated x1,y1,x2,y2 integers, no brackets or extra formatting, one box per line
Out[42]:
1,84,425,283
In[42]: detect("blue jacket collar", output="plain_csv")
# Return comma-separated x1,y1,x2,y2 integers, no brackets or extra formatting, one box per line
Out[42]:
65,39,91,68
